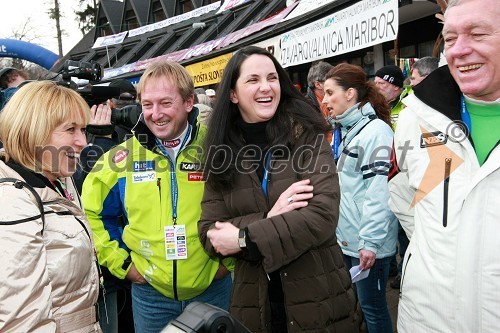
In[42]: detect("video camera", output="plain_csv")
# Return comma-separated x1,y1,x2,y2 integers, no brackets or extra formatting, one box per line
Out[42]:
58,60,141,130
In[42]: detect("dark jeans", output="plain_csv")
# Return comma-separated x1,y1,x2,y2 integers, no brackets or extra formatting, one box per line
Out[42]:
396,222,410,273
131,274,232,333
344,255,393,333
390,221,410,275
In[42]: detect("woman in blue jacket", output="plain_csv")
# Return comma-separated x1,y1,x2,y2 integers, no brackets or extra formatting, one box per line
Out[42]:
322,63,398,333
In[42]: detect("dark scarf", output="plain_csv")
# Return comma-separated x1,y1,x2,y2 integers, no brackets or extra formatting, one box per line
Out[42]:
237,118,269,180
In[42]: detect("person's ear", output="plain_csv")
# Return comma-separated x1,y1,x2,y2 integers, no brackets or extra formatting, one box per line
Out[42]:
346,87,356,102
230,90,238,104
314,80,323,90
185,94,194,112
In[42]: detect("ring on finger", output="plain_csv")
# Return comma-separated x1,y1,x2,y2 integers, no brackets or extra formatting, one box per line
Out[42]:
287,196,294,204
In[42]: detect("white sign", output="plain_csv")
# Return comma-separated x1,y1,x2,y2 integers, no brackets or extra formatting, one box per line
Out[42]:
253,36,282,62
128,2,221,38
216,0,251,14
92,31,128,48
284,0,340,21
279,0,399,68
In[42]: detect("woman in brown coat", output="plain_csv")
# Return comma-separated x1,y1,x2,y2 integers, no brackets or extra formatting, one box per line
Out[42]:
199,46,362,333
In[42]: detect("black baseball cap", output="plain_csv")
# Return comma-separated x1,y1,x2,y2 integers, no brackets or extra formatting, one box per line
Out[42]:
108,79,137,99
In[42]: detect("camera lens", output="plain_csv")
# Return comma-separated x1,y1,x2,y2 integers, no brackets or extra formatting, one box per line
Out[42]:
111,104,142,129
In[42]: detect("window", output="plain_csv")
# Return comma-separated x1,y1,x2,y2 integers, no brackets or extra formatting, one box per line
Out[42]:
152,1,166,22
98,17,112,37
125,9,139,30
180,0,194,14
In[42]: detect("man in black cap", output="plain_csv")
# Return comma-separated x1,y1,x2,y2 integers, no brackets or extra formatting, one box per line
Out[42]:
375,65,405,122
108,78,137,107
374,65,407,126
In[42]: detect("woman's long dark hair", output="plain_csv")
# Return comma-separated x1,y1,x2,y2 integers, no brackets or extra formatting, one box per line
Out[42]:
325,63,391,127
204,46,329,190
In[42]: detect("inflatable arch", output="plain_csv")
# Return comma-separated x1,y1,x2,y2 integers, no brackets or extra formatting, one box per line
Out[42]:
0,39,59,70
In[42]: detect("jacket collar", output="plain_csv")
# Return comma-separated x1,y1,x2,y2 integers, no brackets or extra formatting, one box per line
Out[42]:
2,158,50,189
335,102,375,129
412,66,462,122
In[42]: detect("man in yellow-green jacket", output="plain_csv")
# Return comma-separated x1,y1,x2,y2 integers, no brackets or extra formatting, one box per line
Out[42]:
82,61,232,333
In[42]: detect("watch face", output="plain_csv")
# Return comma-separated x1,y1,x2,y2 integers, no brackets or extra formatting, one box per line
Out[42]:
239,238,246,248
238,229,246,248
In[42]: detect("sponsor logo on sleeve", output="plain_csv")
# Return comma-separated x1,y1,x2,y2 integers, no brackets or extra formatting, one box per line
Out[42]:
113,149,129,163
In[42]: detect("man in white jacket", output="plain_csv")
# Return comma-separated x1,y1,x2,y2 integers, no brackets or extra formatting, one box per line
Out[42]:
388,0,500,332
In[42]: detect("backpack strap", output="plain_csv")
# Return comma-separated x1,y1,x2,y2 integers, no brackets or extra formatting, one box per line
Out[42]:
0,178,46,233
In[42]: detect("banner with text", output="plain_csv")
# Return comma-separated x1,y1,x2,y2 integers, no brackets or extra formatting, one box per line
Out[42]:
253,36,282,62
93,32,128,48
216,0,251,14
279,0,398,68
185,52,233,87
283,0,340,22
128,2,221,38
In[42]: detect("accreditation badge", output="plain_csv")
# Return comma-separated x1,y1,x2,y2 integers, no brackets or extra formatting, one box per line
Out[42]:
164,225,188,260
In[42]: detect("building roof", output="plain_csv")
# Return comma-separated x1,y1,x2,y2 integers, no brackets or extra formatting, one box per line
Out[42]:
53,0,440,83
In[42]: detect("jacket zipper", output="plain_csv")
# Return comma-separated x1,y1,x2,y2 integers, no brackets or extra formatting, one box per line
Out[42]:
399,252,412,298
442,158,452,227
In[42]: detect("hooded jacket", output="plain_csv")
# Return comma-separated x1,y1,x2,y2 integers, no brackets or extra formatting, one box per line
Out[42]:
0,158,101,332
388,66,500,332
199,125,363,333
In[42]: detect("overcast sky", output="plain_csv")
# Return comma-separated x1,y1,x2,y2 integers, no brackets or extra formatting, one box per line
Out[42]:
1,0,84,56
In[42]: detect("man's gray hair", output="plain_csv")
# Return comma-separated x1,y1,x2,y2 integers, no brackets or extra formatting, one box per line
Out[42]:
412,57,439,77
307,61,333,88
446,0,463,11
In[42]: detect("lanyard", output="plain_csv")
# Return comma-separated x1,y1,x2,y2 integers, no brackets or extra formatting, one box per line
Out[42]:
261,152,272,198
155,125,192,224
461,95,472,134
332,126,341,162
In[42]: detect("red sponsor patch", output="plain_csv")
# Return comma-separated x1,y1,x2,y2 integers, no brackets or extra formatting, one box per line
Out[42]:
162,139,181,148
188,172,204,181
113,149,129,163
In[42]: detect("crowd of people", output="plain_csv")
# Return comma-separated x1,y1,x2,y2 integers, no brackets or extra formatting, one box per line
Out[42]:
0,0,499,332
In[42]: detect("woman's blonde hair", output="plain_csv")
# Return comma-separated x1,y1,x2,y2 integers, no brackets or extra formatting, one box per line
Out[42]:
0,80,89,171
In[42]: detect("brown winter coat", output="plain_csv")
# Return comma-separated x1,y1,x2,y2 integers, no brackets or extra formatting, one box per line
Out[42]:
199,129,362,333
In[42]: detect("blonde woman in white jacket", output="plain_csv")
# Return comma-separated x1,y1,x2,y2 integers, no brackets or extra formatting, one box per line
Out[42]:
0,81,101,332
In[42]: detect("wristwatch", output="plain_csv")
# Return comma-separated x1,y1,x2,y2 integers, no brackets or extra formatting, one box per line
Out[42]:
238,229,247,249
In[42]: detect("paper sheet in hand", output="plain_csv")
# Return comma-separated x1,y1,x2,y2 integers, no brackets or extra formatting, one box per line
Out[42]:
350,265,370,283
